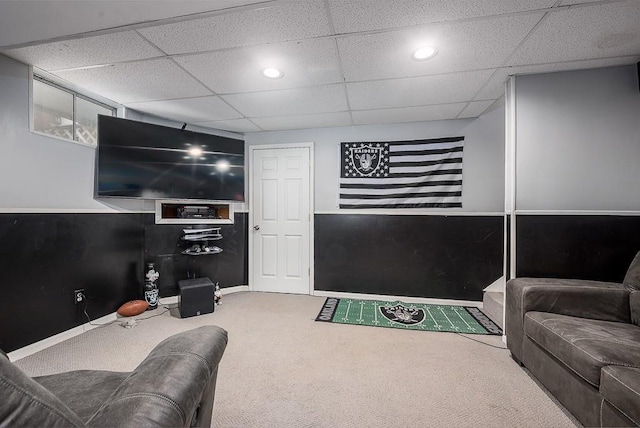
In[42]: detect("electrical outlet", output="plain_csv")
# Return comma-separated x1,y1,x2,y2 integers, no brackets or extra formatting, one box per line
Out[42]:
74,289,85,305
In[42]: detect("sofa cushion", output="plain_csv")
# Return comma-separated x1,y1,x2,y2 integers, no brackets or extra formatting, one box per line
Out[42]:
600,366,640,426
623,251,640,291
524,311,640,386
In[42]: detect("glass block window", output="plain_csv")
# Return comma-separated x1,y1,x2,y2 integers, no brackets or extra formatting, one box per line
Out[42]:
32,75,116,146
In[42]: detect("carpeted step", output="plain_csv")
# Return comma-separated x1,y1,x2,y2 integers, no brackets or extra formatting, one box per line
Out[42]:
482,291,504,330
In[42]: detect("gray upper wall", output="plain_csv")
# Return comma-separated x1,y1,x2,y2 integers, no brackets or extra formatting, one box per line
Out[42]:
515,65,640,211
0,54,145,211
245,105,506,213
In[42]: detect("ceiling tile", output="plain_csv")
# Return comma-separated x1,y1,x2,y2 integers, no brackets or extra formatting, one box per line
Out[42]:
338,13,543,81
352,103,467,125
251,112,352,131
3,31,163,70
510,1,640,66
328,0,556,34
0,0,267,49
125,96,242,123
174,38,342,94
138,2,332,54
54,58,210,103
457,100,497,118
221,84,348,117
475,56,640,100
346,69,494,110
195,118,262,133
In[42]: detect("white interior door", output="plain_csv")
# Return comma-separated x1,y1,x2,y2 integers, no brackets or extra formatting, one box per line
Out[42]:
251,145,311,294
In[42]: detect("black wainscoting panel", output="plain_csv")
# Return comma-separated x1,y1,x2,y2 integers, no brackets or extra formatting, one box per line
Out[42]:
144,213,248,297
516,215,640,282
0,213,144,352
315,214,503,301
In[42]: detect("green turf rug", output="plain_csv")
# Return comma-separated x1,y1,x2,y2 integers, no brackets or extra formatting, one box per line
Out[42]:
315,297,502,335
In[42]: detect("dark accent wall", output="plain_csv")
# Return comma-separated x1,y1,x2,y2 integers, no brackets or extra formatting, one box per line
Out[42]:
0,213,144,352
516,215,640,281
315,214,503,301
0,212,248,353
144,212,248,297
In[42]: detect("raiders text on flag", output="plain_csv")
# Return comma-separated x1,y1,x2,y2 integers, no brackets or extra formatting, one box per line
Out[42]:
339,137,464,208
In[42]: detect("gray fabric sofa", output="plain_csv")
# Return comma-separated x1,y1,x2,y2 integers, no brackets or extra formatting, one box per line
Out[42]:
506,252,640,427
0,325,228,427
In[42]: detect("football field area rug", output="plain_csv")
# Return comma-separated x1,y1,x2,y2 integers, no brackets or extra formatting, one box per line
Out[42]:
315,297,502,335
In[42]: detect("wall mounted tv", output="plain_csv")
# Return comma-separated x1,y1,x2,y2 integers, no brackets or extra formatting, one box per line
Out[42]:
96,115,244,201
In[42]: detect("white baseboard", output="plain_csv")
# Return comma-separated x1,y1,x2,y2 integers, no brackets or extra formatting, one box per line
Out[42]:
221,285,249,295
159,296,178,305
8,312,117,362
312,290,482,308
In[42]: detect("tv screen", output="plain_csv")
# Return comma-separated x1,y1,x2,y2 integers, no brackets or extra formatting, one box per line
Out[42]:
96,116,244,201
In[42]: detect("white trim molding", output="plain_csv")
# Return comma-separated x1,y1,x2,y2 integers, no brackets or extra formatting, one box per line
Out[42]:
8,312,117,362
9,285,250,362
514,210,640,216
314,210,504,216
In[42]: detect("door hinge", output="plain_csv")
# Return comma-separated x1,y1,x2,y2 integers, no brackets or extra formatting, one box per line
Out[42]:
308,267,310,276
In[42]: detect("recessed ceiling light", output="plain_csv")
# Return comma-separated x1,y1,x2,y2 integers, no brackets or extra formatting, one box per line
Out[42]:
262,67,284,79
216,160,230,172
412,46,438,61
188,147,203,157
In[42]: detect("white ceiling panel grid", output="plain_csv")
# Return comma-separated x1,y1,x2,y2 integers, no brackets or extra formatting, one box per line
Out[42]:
1,0,638,133
138,1,332,54
346,69,495,110
328,0,557,34
5,31,163,71
193,118,263,133
55,58,210,104
352,103,468,125
251,111,352,131
221,84,348,117
457,100,498,118
125,96,242,123
475,56,640,100
510,1,640,66
338,13,544,82
174,38,342,94
0,0,268,49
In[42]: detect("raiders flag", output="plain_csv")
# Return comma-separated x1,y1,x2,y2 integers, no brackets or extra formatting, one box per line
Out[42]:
339,136,464,209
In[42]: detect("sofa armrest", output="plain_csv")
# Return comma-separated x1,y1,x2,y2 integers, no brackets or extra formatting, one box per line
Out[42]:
506,278,630,364
87,326,228,428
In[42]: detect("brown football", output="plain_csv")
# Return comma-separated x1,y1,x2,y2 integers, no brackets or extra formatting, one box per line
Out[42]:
117,300,148,317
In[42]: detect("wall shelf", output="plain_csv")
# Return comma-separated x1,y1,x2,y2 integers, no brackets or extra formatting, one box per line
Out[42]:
155,200,234,225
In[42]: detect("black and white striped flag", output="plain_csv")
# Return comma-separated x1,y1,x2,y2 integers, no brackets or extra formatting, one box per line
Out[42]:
339,137,464,209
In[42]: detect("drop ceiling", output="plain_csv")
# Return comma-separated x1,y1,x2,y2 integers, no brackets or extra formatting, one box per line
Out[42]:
1,0,639,134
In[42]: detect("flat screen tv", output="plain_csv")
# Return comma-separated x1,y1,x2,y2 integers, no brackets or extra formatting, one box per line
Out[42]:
96,116,244,201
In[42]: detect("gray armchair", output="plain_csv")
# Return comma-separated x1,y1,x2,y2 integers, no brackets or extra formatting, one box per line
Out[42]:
1,326,228,427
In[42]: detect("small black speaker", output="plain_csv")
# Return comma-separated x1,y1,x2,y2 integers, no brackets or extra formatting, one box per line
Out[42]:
178,277,214,318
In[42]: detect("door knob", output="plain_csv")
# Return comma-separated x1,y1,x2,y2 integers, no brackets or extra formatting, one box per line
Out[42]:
253,225,260,230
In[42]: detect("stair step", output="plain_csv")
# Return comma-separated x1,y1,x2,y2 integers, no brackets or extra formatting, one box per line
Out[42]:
482,291,504,329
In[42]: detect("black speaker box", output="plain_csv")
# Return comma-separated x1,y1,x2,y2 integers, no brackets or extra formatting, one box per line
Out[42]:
178,277,214,318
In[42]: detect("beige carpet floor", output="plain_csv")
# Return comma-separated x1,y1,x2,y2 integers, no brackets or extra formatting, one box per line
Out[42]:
15,292,578,427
